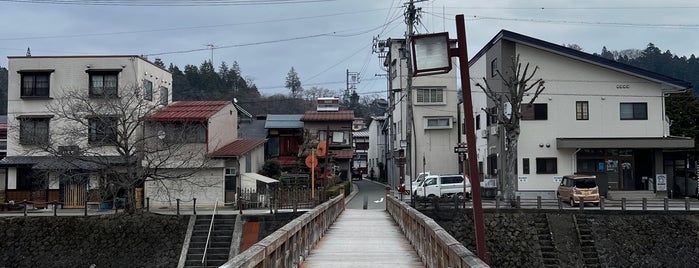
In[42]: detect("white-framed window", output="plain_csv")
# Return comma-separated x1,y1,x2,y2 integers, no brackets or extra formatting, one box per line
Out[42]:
425,117,452,129
415,88,444,104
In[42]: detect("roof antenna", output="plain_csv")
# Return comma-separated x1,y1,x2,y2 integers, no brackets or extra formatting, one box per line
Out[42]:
26,47,31,57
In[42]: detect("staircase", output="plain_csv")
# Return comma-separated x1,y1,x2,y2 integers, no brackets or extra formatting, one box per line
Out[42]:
534,214,560,268
573,215,600,268
184,214,237,268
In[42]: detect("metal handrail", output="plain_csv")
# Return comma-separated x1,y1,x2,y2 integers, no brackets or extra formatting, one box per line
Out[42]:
201,199,219,265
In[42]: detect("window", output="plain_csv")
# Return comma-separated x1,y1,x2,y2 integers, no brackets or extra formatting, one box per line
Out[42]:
89,71,119,97
426,117,451,129
160,122,207,143
225,168,237,191
523,158,530,174
20,71,52,98
143,80,153,101
522,103,548,120
536,157,557,174
159,86,169,105
19,117,50,145
488,154,498,175
416,88,444,103
475,114,481,130
620,103,647,120
490,58,498,77
576,101,589,120
89,116,118,144
318,130,350,145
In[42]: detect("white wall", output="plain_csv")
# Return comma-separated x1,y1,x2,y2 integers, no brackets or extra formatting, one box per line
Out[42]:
144,168,223,207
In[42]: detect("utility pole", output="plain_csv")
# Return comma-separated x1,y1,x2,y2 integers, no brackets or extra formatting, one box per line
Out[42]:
405,0,419,206
205,44,215,64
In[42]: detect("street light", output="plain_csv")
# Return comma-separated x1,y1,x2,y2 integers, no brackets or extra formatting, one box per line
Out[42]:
410,15,489,264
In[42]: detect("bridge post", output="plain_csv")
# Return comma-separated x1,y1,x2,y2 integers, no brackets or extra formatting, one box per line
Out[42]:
664,197,669,212
642,198,647,211
537,196,542,210
686,197,690,211
622,198,627,211
600,197,605,211
363,195,368,210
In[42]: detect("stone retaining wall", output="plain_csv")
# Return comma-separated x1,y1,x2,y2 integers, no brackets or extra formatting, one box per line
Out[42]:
0,213,189,268
422,209,699,268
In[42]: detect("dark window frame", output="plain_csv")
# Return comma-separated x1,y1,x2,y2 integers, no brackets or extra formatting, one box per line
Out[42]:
523,158,530,174
88,71,120,97
19,71,52,98
522,103,548,120
490,58,498,77
19,117,50,145
620,102,648,120
88,116,119,145
415,88,444,104
159,86,169,105
576,101,589,120
536,157,558,174
143,80,153,101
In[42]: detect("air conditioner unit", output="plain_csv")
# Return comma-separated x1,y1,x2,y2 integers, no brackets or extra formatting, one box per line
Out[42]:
480,129,489,138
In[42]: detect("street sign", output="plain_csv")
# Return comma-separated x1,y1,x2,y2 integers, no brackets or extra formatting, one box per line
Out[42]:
454,146,467,154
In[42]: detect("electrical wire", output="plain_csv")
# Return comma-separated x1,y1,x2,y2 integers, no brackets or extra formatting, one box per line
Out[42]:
0,0,338,6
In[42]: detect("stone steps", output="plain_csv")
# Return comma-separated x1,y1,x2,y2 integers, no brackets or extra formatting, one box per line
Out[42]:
183,214,237,268
534,214,561,268
574,215,600,268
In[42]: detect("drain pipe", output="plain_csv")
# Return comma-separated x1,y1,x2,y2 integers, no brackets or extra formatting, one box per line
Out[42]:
572,148,581,173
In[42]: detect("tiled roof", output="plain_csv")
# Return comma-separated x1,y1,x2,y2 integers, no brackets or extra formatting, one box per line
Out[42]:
300,110,355,122
148,101,231,122
470,30,692,89
209,138,267,157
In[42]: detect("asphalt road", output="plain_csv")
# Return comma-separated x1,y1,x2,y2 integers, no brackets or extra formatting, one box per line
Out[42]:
346,179,392,210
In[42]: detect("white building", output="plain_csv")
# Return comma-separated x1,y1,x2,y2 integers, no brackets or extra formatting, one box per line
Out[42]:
466,30,694,198
383,38,460,188
1,55,171,208
367,115,386,180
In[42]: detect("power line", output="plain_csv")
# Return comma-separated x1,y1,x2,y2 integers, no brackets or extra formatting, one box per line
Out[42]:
0,8,390,41
0,0,338,6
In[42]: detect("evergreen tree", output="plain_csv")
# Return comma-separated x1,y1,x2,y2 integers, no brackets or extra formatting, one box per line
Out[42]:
285,67,302,98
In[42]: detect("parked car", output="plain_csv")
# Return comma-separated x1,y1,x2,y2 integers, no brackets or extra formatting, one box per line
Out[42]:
557,175,600,206
410,171,431,192
351,169,362,181
413,174,471,199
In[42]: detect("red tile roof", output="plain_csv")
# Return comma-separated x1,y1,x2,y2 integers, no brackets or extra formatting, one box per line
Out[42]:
209,138,267,157
148,101,231,122
300,110,354,122
274,156,298,166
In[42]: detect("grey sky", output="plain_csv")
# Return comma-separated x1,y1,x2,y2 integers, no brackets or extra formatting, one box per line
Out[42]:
1,0,698,96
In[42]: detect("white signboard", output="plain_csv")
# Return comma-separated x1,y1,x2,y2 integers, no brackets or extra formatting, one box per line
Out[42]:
518,176,527,183
656,174,667,191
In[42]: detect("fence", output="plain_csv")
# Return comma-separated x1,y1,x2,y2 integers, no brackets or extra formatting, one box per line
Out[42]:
235,187,318,211
413,195,699,212
221,194,345,268
386,196,489,268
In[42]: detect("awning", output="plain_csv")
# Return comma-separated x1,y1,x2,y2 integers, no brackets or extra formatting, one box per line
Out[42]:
241,173,279,184
0,156,131,170
556,137,695,149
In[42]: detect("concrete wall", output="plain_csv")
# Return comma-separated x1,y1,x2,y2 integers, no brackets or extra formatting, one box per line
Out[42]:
145,168,224,207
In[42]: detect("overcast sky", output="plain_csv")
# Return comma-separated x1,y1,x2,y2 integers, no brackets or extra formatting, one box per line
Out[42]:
1,0,699,97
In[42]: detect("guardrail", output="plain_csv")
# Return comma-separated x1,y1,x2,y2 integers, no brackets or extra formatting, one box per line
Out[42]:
221,194,345,268
386,196,489,268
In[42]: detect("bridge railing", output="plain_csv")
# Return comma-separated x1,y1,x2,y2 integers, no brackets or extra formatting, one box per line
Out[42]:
221,194,345,268
386,196,489,268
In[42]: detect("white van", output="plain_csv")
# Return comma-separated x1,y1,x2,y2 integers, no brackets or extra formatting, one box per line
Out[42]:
414,174,471,198
410,172,431,192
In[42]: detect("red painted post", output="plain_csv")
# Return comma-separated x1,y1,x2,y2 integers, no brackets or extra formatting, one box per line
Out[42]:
452,14,489,263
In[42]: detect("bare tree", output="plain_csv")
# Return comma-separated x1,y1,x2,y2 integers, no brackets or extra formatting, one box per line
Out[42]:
476,55,545,203
33,83,214,211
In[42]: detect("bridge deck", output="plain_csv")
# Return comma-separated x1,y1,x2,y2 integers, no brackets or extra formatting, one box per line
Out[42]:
301,209,424,268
